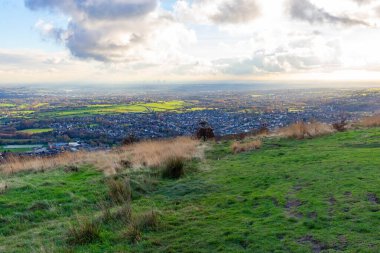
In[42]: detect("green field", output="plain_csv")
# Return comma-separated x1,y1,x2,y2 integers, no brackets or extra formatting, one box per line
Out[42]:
0,147,34,153
39,100,188,118
0,128,379,252
0,103,16,107
0,100,195,120
17,128,53,135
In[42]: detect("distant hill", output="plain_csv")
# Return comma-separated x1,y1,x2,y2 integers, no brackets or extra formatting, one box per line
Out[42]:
0,128,379,252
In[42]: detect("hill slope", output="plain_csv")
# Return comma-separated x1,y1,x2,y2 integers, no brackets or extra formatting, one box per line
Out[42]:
0,128,379,252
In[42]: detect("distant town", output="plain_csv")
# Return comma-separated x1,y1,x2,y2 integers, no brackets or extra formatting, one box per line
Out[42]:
1,85,379,157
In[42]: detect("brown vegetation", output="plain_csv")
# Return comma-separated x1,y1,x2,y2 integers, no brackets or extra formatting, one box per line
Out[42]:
358,114,380,128
276,121,334,139
0,137,200,175
231,139,262,154
67,217,101,245
162,156,185,179
0,182,8,194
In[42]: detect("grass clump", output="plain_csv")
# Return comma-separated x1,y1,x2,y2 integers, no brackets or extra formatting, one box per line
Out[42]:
0,182,8,194
66,217,101,245
359,114,380,127
124,210,160,244
277,121,334,139
107,178,131,205
27,200,51,211
231,139,262,154
162,157,185,179
134,210,160,231
125,224,142,244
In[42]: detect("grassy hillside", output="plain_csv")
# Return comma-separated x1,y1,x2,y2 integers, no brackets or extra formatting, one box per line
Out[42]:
0,128,379,252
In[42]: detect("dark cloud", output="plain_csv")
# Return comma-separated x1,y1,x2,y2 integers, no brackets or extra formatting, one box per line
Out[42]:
24,0,174,62
25,0,157,20
211,0,260,24
288,0,369,26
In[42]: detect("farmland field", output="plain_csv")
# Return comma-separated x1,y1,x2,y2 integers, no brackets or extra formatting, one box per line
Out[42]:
17,128,54,135
0,100,192,119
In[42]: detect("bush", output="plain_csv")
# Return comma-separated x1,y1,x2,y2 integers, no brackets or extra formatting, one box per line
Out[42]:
162,157,185,179
333,119,348,132
67,217,101,245
107,178,131,205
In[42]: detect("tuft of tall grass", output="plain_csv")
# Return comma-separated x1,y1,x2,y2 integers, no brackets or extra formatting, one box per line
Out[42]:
125,136,199,168
113,204,132,224
358,114,380,128
133,210,160,231
107,178,131,205
125,224,142,244
66,217,101,245
0,181,8,194
124,210,160,244
162,157,185,179
276,121,334,139
231,139,262,154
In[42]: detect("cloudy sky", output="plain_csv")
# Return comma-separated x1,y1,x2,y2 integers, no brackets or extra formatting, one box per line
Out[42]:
1,0,380,85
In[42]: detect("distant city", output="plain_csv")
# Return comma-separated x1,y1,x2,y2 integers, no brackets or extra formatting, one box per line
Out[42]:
1,85,379,157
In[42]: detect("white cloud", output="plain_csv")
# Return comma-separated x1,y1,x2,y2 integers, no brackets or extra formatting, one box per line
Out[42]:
26,0,197,64
174,0,260,25
2,0,377,84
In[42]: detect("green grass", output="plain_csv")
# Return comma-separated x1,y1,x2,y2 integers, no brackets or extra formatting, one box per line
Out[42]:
0,147,34,153
0,128,379,252
17,128,53,135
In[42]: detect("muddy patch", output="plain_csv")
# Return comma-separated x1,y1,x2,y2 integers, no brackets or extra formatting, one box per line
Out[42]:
328,196,337,217
298,235,328,253
285,199,303,218
367,193,379,204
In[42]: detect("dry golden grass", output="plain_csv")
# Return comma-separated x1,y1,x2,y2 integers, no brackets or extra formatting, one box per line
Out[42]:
0,182,8,194
276,121,334,139
123,136,199,168
358,114,380,128
231,139,262,154
0,137,199,175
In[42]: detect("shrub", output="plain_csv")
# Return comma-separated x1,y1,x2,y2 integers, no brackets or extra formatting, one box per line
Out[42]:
333,119,348,132
231,139,262,154
162,157,185,179
67,217,101,245
107,178,131,205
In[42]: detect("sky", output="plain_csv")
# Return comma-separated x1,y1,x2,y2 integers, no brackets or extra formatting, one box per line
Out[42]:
1,0,380,86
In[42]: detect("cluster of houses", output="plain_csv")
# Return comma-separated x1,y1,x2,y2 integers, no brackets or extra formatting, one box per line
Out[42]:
0,141,100,159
